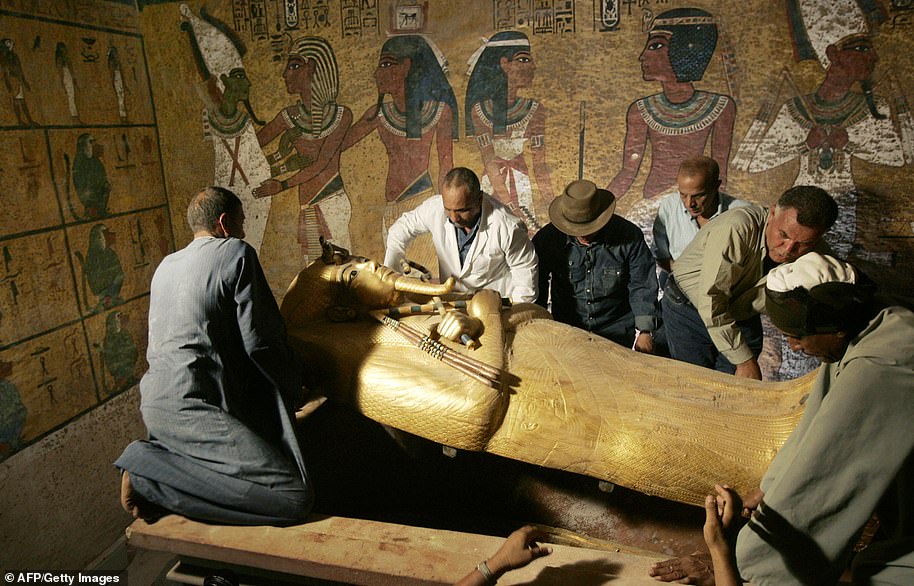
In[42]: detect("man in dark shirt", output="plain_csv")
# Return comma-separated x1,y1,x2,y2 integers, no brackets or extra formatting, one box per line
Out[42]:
533,180,658,352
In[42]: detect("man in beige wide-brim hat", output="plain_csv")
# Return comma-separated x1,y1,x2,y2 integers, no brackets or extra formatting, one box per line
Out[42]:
533,180,659,352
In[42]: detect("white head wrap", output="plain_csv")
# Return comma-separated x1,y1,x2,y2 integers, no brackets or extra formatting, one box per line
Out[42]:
466,35,530,78
767,252,857,293
797,0,869,69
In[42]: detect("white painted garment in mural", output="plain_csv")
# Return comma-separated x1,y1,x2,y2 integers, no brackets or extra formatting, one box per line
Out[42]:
475,100,539,230
202,110,272,252
180,4,272,253
746,95,904,260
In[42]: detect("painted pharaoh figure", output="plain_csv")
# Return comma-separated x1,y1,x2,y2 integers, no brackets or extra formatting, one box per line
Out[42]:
255,36,353,265
606,8,736,247
343,34,457,272
731,0,914,380
180,4,273,252
464,31,554,235
733,0,912,263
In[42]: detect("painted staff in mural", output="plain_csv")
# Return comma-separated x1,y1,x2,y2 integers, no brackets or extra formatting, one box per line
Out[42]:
464,31,554,235
75,223,124,313
254,36,353,265
0,357,27,461
731,0,914,380
0,38,38,126
343,34,457,270
180,4,272,252
606,8,736,245
64,133,111,221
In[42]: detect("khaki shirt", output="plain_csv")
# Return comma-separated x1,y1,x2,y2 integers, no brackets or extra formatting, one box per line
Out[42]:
671,205,770,365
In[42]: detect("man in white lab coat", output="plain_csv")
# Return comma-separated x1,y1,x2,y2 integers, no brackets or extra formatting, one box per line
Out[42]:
384,167,538,302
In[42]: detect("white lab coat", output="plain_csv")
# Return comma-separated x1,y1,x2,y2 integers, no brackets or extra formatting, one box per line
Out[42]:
384,194,538,302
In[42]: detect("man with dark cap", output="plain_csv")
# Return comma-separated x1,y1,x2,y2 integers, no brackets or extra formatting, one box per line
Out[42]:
653,252,914,585
533,180,658,352
662,185,837,379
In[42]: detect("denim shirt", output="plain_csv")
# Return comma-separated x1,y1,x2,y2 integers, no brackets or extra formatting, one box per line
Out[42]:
533,216,659,344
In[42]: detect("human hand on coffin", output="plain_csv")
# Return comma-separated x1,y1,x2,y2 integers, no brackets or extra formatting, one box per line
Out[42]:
702,484,742,586
740,487,764,519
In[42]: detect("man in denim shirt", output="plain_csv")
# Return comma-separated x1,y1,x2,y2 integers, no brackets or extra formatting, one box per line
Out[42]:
533,180,658,352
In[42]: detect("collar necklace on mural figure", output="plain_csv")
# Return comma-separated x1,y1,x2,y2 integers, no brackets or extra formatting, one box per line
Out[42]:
636,90,729,136
379,100,444,137
282,101,343,140
206,107,250,138
788,92,870,171
474,97,538,134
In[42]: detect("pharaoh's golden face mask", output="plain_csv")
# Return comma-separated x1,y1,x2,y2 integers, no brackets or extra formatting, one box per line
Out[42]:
333,257,454,309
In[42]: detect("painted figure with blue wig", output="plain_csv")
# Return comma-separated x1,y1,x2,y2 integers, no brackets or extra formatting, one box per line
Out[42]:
344,34,457,271
607,7,736,247
464,31,554,234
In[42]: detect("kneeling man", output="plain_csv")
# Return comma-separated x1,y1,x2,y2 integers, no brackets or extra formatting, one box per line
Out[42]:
116,187,316,525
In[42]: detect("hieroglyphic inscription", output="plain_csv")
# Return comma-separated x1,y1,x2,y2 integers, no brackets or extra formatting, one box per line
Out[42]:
0,5,172,459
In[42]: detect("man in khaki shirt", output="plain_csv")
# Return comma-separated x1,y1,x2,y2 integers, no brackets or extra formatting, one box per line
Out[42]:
662,185,836,379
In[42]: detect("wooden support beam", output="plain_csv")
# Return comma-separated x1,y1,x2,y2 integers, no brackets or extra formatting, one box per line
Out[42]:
126,514,672,585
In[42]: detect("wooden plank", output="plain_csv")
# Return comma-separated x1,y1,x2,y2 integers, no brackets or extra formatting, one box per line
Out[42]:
126,515,671,585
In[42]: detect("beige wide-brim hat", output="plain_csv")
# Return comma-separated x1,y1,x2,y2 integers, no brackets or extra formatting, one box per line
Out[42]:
549,180,617,236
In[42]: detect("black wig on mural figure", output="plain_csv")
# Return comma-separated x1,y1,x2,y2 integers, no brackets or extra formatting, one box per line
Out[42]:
652,7,719,82
464,30,555,232
369,34,458,141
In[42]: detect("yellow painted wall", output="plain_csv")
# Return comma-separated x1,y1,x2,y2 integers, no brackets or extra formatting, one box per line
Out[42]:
142,0,914,300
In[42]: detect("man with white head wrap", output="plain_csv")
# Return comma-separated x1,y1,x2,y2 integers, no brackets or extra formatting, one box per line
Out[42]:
665,252,914,585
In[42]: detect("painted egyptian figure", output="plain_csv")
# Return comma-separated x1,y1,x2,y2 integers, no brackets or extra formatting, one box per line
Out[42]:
465,31,554,234
343,35,457,270
255,36,353,264
731,0,913,380
180,4,273,252
733,0,911,263
607,8,736,245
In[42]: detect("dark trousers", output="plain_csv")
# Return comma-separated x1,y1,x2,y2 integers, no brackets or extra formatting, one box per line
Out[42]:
661,281,763,374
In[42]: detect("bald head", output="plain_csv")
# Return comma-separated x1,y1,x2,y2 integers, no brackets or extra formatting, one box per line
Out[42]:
677,156,721,220
187,186,245,239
